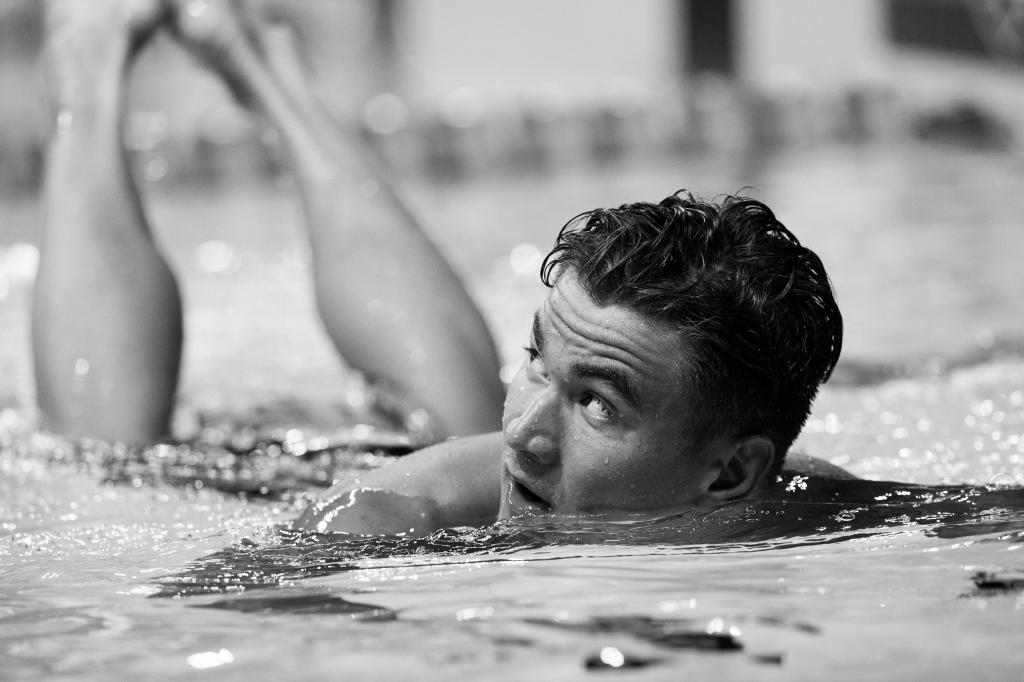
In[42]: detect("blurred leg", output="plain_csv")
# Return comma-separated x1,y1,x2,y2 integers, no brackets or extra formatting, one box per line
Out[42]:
171,1,505,438
33,0,183,443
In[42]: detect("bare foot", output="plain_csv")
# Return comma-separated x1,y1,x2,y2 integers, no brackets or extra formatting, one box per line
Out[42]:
167,0,264,104
254,21,320,115
43,0,167,100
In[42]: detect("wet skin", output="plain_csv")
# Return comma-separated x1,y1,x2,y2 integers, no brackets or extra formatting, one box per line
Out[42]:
499,273,728,519
297,272,773,534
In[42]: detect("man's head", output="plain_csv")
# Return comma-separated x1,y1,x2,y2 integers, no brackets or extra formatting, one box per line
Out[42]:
498,191,842,519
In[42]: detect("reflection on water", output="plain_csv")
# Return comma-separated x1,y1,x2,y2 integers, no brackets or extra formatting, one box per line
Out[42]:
195,590,397,619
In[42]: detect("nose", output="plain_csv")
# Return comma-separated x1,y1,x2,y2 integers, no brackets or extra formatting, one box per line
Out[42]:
503,385,560,466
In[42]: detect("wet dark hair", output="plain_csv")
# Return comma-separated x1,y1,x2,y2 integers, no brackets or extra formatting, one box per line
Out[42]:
541,191,842,479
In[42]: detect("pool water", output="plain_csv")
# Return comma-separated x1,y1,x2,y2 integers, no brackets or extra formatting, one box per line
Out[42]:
3,142,1024,680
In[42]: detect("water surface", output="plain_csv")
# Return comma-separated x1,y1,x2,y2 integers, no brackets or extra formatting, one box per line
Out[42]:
2,142,1024,679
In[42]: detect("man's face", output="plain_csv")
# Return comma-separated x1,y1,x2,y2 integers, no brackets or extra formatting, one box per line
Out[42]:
498,272,723,519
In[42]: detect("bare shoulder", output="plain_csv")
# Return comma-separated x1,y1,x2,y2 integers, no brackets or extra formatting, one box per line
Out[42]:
782,452,859,480
295,431,505,534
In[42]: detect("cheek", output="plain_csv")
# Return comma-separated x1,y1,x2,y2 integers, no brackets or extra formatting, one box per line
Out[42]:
583,443,677,494
561,437,626,488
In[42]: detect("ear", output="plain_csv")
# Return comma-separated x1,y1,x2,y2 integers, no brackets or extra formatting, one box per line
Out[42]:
698,436,775,505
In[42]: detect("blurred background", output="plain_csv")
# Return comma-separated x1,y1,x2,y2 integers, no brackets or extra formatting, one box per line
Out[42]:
1,0,1023,435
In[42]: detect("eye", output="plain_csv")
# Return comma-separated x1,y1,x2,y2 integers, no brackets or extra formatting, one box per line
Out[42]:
523,345,545,374
581,394,613,421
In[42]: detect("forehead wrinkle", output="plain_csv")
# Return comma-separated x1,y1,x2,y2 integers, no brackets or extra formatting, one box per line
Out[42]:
545,282,679,372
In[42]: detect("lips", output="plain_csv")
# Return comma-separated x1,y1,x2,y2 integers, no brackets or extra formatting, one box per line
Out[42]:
504,467,552,516
514,479,550,508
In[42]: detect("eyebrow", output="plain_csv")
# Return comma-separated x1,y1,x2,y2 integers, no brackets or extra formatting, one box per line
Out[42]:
532,312,643,410
568,360,643,410
532,311,545,354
